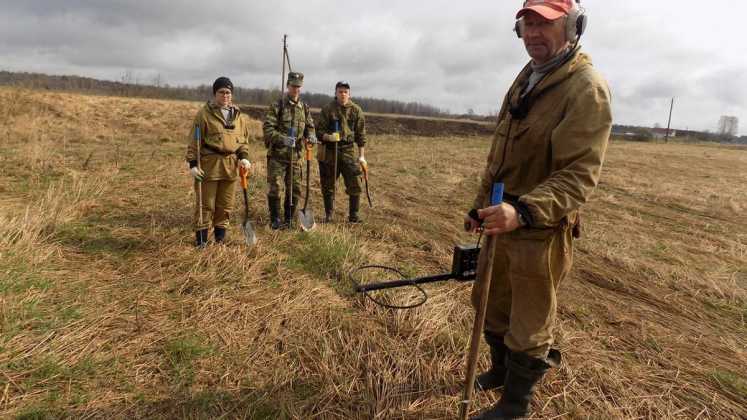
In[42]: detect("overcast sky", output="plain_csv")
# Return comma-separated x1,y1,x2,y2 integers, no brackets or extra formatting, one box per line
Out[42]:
1,1,745,135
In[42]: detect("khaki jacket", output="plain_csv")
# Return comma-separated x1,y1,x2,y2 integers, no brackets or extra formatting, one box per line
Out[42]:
473,49,612,228
185,102,251,181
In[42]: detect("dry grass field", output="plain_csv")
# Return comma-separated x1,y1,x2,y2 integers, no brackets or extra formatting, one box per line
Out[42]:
0,87,745,419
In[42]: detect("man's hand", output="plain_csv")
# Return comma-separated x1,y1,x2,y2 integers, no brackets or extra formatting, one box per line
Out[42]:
306,135,319,145
282,135,296,148
464,211,481,233
239,159,251,169
323,133,340,143
190,167,205,182
358,156,367,165
477,203,521,236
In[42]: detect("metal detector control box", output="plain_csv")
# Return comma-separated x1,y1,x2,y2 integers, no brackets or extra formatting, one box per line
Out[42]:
451,244,480,280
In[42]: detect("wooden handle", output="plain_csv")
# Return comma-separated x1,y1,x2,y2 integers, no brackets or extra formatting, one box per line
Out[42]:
360,161,368,181
239,166,248,189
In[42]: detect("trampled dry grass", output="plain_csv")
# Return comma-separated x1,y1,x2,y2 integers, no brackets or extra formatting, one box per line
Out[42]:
0,87,745,419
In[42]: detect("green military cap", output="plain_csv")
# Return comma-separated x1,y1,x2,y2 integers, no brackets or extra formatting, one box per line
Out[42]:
287,72,304,87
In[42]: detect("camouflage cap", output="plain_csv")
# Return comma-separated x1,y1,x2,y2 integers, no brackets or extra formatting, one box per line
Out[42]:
287,72,304,87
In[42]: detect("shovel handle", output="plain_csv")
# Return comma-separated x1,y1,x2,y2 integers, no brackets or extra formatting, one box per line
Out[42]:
239,166,249,189
360,161,369,181
305,141,313,161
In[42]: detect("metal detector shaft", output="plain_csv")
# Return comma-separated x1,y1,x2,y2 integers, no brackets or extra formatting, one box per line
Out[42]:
355,273,456,293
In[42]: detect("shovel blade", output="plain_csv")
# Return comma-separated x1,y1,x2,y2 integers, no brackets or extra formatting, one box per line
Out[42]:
242,220,257,246
297,209,316,231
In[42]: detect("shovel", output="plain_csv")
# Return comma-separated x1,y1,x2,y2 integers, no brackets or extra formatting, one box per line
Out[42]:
297,140,316,231
360,160,374,208
239,166,257,246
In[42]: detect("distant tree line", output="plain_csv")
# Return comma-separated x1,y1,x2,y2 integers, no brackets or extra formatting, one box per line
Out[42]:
0,70,475,119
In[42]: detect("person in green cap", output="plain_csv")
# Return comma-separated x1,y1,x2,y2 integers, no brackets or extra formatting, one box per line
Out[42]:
185,76,253,247
315,81,367,223
262,71,317,229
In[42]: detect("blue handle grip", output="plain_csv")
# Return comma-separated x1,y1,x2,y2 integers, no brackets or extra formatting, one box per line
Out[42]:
334,120,340,132
491,182,504,206
194,125,200,141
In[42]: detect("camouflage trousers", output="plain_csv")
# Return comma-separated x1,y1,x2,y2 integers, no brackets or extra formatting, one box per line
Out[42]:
193,179,237,230
266,155,302,206
318,143,362,198
471,223,574,358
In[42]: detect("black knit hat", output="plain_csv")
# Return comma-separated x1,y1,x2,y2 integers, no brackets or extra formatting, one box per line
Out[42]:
212,76,234,94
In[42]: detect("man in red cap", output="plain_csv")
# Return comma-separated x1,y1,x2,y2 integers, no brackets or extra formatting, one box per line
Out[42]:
465,1,611,418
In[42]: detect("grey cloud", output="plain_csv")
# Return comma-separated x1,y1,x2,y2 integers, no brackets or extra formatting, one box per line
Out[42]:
0,0,745,134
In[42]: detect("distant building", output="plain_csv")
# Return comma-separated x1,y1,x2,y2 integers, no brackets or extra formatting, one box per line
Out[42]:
718,116,739,137
651,127,676,139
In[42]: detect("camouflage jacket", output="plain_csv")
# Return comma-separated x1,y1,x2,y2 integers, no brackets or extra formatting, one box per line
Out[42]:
473,48,612,228
317,100,366,148
185,102,251,181
262,96,316,161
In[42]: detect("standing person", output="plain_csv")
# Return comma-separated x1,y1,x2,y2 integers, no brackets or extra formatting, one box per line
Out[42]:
316,81,367,223
464,1,611,418
262,72,317,230
186,76,252,247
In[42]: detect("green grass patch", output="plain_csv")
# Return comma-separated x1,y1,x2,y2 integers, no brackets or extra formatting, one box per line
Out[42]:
712,370,747,397
0,256,52,294
55,221,142,256
286,231,364,281
163,334,212,386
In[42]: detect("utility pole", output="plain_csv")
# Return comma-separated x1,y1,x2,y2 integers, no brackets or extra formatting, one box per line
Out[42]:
664,97,674,143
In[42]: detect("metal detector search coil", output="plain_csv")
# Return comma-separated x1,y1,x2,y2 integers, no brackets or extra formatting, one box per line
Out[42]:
351,244,481,309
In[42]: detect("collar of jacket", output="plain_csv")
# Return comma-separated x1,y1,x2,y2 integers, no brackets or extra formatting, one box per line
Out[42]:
508,46,589,114
284,95,303,108
206,101,240,115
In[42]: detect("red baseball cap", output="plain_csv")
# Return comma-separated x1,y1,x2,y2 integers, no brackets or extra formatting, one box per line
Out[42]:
516,0,573,20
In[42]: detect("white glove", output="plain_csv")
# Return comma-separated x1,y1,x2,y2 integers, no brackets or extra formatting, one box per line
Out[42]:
306,134,319,145
190,167,205,181
358,156,367,165
282,136,296,148
239,159,251,169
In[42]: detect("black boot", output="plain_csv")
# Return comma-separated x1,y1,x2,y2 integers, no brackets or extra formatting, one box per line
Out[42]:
475,333,508,392
470,349,561,420
323,194,334,223
348,195,362,223
214,227,226,244
195,229,208,248
268,197,282,230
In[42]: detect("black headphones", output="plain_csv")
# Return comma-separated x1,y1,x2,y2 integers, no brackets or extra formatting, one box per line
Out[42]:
514,0,587,42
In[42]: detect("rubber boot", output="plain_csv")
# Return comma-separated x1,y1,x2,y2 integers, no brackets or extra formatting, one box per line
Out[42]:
195,229,208,248
470,349,561,420
348,195,362,223
323,194,334,223
268,197,282,230
214,227,226,244
475,333,508,392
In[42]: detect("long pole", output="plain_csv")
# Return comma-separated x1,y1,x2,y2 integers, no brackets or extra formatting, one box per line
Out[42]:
195,125,203,226
458,238,495,420
664,97,674,143
281,35,287,101
459,184,503,419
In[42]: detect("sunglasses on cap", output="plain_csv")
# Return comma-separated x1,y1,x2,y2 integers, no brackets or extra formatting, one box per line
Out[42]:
335,81,350,89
